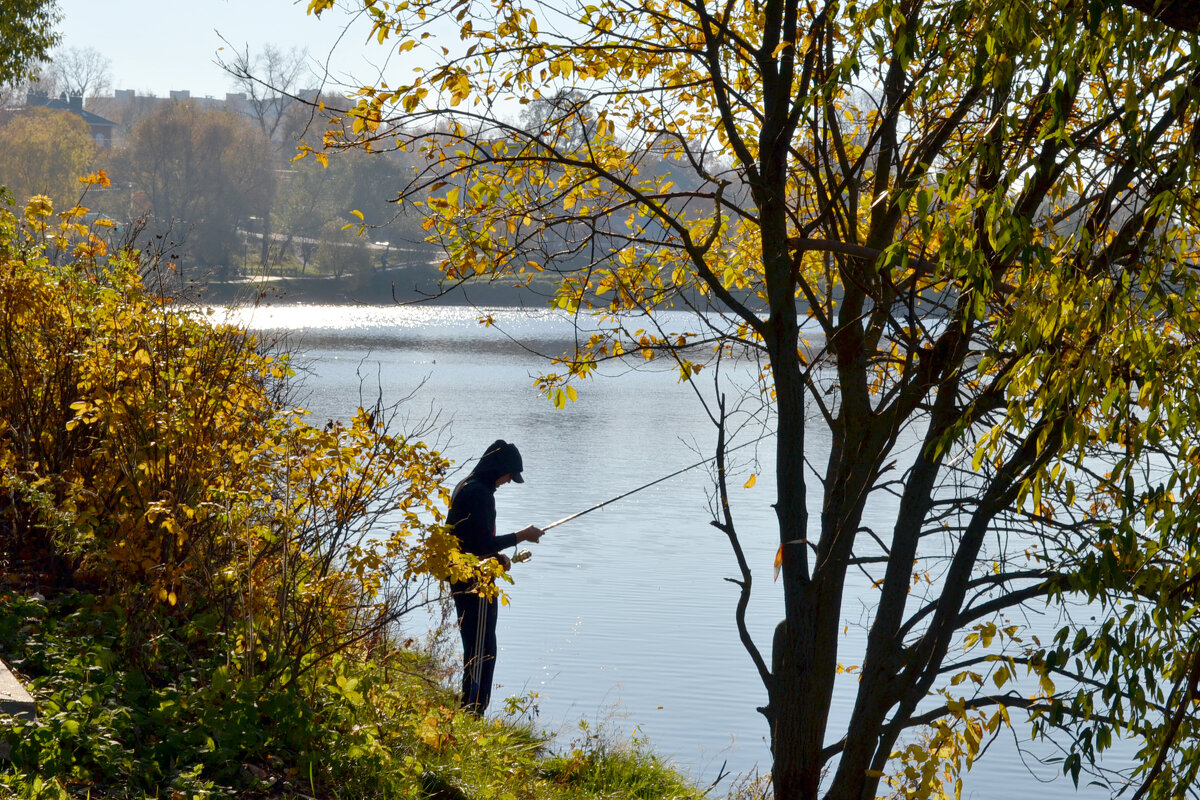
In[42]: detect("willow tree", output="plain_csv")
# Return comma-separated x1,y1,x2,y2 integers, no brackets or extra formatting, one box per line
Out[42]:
309,0,1200,797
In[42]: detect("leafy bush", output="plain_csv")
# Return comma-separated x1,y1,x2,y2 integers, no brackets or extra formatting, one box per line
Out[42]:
0,190,708,800
0,591,444,797
0,189,476,682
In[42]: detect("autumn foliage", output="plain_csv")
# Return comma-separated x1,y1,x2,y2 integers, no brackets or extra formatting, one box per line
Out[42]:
0,108,94,210
303,0,1200,796
0,187,477,676
0,185,692,798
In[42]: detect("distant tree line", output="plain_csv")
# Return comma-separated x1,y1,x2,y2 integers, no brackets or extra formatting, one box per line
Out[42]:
0,45,720,301
0,49,434,289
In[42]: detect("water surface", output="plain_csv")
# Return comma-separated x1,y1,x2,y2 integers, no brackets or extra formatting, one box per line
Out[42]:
230,304,1124,799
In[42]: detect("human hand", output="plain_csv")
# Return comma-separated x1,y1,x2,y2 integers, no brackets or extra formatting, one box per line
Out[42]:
517,525,544,543
495,553,512,571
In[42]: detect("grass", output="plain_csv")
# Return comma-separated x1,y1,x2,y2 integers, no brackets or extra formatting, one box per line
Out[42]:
0,591,712,800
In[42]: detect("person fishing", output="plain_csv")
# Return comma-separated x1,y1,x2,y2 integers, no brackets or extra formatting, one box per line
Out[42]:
447,439,543,715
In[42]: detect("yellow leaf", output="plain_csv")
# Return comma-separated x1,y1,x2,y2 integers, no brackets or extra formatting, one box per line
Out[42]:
744,473,757,489
79,170,111,187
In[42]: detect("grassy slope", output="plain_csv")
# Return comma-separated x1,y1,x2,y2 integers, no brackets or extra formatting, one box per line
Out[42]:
0,591,709,800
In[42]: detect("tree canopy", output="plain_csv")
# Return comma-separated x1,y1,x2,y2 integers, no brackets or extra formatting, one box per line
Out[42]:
0,107,93,208
0,0,59,86
41,45,112,98
120,101,274,269
309,0,1200,797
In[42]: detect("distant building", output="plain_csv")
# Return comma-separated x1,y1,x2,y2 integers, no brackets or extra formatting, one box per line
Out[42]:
28,91,116,148
48,88,341,147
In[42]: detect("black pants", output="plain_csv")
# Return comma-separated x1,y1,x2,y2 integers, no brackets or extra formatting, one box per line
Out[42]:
452,589,498,713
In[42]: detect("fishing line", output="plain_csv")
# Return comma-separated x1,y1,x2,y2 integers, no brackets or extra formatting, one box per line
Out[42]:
541,431,775,532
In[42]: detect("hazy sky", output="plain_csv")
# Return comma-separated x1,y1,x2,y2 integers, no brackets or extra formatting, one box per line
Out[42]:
55,0,394,98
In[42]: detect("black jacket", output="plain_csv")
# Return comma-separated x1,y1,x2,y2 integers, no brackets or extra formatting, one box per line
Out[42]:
447,476,519,563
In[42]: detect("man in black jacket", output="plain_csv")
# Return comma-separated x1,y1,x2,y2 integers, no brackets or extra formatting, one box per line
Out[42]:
447,439,543,714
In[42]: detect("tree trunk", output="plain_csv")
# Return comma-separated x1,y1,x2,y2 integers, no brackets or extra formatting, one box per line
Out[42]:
771,614,824,800
259,208,271,270
764,294,832,800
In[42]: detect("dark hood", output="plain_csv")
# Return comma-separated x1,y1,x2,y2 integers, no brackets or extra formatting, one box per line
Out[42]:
474,439,524,483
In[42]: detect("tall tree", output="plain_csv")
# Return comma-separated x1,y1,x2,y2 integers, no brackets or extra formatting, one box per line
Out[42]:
277,146,419,272
311,0,1200,798
42,45,112,98
224,43,312,140
223,43,313,268
0,0,59,86
122,101,273,271
0,107,93,207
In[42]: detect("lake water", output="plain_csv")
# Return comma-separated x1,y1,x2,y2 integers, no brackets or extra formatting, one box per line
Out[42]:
230,304,1128,799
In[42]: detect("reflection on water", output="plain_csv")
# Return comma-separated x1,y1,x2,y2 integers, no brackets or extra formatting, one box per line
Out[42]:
227,304,1115,798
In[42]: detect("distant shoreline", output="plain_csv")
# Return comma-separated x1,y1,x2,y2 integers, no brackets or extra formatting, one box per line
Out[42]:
185,264,556,309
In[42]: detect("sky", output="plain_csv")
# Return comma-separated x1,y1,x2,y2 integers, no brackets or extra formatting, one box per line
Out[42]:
54,0,399,98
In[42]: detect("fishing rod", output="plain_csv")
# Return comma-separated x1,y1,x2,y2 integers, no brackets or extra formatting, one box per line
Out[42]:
540,432,774,533
508,432,773,565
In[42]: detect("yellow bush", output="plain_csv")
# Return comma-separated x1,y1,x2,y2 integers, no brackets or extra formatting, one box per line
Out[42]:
0,194,468,678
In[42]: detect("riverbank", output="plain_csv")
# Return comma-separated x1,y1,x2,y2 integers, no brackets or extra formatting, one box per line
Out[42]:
191,262,560,308
0,590,717,800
